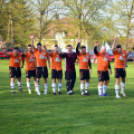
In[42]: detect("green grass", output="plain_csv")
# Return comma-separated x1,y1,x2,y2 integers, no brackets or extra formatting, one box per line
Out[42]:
0,59,134,134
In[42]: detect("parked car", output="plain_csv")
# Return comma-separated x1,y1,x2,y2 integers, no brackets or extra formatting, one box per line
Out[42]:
127,52,134,61
0,48,13,59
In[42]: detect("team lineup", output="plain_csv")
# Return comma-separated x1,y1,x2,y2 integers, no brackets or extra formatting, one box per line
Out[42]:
3,35,127,99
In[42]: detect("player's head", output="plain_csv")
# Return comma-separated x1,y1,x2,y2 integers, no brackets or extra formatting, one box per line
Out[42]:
81,46,86,55
13,47,19,55
116,44,122,53
67,45,72,53
100,45,106,54
37,42,42,51
28,44,32,52
54,45,58,53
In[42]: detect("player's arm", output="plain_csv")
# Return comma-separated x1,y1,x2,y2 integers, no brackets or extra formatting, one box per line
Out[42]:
47,56,50,69
76,38,81,55
108,61,112,75
30,34,35,50
112,36,117,53
43,45,50,55
94,41,99,55
3,47,10,56
59,53,66,58
21,56,24,68
88,59,92,73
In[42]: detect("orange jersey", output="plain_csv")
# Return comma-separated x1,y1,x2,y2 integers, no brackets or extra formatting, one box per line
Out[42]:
9,53,24,67
34,48,48,67
96,52,109,71
78,52,90,70
50,51,62,70
113,50,127,68
25,52,36,70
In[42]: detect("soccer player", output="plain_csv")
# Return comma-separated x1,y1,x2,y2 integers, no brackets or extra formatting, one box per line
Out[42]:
94,41,112,97
59,45,77,95
30,34,50,95
48,45,62,95
24,44,36,94
3,47,24,94
112,37,127,98
76,38,92,96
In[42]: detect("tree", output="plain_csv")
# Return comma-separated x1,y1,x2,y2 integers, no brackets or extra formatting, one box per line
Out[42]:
113,0,134,48
31,0,60,42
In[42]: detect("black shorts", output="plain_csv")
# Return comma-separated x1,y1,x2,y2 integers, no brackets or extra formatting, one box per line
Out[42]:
26,70,36,78
9,67,21,78
36,67,48,78
65,71,76,80
52,69,62,79
115,68,126,78
80,69,90,80
97,71,109,81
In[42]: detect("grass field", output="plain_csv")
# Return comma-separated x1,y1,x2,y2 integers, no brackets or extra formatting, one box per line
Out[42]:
1,59,134,134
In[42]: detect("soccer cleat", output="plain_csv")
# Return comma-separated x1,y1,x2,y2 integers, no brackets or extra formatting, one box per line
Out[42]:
103,93,110,96
53,92,56,95
67,91,71,95
12,90,16,94
85,92,90,96
120,91,127,97
28,91,31,94
99,94,104,97
116,94,121,99
58,92,62,95
18,87,23,93
36,89,41,95
69,90,75,95
82,93,87,96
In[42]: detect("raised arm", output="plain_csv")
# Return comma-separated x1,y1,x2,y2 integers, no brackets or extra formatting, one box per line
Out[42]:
43,45,50,55
112,36,117,53
94,41,99,55
30,34,35,50
3,47,10,56
76,38,81,55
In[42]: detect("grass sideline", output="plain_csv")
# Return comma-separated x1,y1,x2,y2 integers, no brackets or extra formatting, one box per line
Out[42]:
0,59,134,134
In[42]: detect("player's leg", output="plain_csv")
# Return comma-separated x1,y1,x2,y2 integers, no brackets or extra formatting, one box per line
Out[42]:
98,81,104,97
103,71,110,96
80,80,85,96
52,78,56,95
121,77,126,97
27,77,31,94
16,67,22,92
33,70,36,92
10,77,15,94
9,67,15,94
26,70,31,94
85,79,90,95
70,71,76,94
115,68,121,98
43,67,48,95
36,67,41,95
103,80,109,96
97,71,104,97
120,69,126,97
51,70,56,95
58,79,62,95
85,70,90,95
34,77,36,92
65,71,71,94
57,70,62,95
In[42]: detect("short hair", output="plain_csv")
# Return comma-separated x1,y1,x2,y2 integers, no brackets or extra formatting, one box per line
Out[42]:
81,46,86,49
14,47,19,50
54,45,58,48
37,42,42,46
28,44,31,47
116,44,122,49
67,45,72,48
